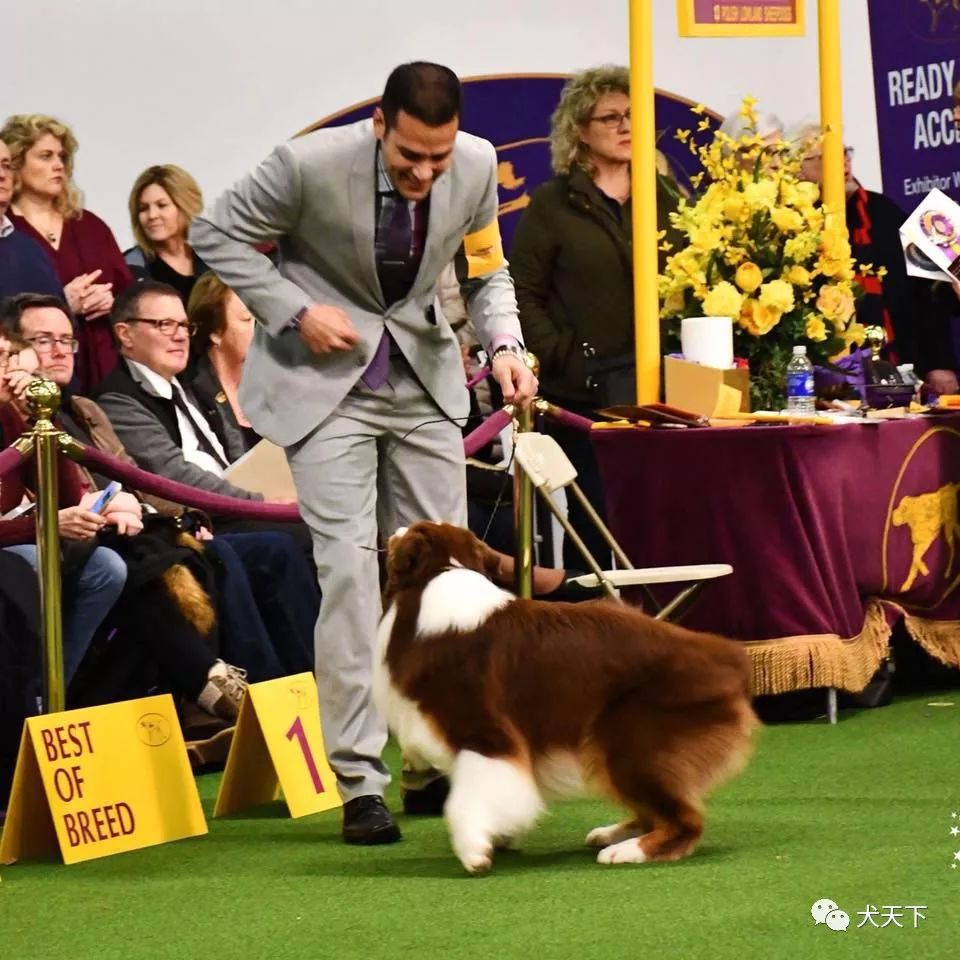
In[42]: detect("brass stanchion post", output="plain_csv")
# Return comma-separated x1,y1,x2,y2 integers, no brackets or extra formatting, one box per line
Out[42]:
511,351,539,599
25,378,66,714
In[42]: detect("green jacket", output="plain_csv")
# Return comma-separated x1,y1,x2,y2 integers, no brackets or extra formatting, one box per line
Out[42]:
510,167,677,404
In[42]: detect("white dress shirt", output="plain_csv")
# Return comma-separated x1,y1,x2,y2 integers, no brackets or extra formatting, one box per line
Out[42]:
127,359,229,476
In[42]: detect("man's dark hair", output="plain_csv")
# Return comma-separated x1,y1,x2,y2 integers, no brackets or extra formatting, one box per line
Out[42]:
111,280,181,327
381,62,461,129
0,292,72,338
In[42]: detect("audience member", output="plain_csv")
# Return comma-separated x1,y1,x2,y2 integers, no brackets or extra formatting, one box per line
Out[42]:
1,330,127,686
94,282,263,501
125,165,209,305
0,139,63,299
794,122,959,394
0,115,133,390
510,66,675,568
186,271,259,460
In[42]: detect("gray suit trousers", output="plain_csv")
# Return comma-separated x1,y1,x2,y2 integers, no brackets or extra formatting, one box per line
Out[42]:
286,354,467,802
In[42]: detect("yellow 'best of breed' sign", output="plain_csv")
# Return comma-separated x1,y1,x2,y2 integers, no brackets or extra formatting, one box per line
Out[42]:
0,694,206,865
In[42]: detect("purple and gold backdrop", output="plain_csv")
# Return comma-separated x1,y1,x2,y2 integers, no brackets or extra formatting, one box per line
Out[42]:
866,0,960,212
302,75,718,252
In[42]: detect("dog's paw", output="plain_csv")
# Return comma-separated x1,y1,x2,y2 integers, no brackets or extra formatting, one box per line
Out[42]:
596,838,648,865
585,822,633,847
460,849,493,874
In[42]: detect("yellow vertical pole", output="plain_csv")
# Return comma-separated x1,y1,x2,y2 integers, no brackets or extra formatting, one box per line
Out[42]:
818,0,846,230
630,0,660,403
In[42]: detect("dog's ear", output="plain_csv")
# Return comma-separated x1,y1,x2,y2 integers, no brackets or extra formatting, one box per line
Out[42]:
386,527,439,594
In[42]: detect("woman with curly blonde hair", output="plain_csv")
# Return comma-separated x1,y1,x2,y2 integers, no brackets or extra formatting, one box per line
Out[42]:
0,114,132,390
124,164,208,305
510,65,680,567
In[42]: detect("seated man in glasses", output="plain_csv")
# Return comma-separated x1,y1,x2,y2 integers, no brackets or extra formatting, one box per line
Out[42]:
92,281,262,500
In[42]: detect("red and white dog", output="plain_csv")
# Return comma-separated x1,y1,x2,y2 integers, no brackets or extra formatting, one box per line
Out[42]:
374,522,757,874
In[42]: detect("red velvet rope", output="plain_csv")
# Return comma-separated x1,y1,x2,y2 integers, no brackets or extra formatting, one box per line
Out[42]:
541,404,594,433
75,443,303,520
463,408,512,457
0,444,27,481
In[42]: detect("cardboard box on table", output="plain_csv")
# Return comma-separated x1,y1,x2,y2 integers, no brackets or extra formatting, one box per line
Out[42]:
663,356,751,417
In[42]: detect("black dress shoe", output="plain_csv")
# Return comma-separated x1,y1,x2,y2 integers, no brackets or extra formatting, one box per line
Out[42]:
342,795,402,845
401,776,450,815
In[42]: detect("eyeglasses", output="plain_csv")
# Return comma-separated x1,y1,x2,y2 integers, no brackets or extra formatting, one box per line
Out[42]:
803,146,855,162
128,317,196,337
588,109,631,129
24,335,79,354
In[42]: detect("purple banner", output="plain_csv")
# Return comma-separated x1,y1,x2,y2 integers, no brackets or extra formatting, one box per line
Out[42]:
304,76,716,252
867,1,960,211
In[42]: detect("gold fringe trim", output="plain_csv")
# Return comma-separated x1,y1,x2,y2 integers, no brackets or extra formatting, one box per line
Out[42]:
161,564,216,637
744,600,891,695
885,604,960,670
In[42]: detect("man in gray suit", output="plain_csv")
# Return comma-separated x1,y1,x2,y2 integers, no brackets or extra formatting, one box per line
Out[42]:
191,62,537,844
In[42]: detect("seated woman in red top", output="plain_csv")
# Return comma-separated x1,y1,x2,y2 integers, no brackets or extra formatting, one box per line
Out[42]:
0,114,133,391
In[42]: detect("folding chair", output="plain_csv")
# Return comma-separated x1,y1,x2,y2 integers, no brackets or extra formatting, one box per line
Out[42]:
512,431,732,621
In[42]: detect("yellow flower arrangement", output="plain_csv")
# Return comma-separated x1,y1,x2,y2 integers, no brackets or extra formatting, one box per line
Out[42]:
659,98,869,408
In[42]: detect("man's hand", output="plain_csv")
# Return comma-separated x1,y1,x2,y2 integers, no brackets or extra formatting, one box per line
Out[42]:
296,304,361,355
58,505,106,540
491,353,538,407
926,368,959,396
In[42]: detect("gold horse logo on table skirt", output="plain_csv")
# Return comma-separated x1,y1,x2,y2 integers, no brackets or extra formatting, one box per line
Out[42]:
891,481,960,591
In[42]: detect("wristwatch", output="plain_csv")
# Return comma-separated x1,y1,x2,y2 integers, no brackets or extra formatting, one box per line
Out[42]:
290,306,308,331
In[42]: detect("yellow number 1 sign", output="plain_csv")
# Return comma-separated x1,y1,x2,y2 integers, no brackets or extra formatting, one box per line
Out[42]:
213,673,341,819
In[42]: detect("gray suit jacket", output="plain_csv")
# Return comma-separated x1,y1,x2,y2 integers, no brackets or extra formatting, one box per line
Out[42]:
190,119,523,447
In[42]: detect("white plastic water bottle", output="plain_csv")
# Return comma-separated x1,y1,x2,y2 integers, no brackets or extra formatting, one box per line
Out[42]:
786,345,815,415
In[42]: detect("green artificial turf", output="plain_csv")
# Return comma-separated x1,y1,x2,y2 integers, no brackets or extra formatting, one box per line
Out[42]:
2,694,958,960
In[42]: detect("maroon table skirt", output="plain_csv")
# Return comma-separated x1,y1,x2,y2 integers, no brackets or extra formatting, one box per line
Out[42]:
591,416,960,693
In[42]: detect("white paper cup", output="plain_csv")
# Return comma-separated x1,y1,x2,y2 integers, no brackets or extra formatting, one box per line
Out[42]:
680,316,734,369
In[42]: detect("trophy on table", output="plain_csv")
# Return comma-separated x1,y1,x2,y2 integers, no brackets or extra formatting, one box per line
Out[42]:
861,325,915,409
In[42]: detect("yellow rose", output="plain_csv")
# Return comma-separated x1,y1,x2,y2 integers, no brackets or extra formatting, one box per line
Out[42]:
771,207,804,233
759,279,795,314
805,315,828,341
702,281,744,319
739,299,780,336
816,285,855,324
785,265,812,287
735,262,764,293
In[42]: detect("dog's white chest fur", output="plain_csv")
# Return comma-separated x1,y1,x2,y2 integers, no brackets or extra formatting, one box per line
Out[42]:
372,568,513,773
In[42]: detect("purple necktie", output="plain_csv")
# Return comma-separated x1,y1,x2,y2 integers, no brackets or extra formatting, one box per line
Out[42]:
361,329,392,390
364,195,414,390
